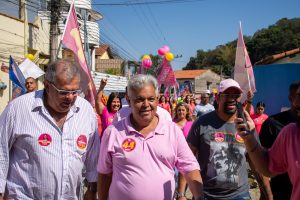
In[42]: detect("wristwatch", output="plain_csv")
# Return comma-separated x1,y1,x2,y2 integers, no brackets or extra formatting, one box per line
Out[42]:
176,191,185,198
196,197,207,200
84,179,97,193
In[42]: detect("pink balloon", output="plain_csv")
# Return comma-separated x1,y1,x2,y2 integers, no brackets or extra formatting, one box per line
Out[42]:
163,45,170,52
142,59,152,68
158,47,167,56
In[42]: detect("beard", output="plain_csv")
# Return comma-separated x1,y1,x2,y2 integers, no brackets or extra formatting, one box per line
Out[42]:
223,102,237,115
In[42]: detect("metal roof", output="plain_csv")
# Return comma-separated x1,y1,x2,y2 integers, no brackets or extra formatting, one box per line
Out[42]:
92,72,128,95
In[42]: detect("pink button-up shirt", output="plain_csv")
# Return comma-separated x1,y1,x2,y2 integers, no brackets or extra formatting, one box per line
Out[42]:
98,115,199,200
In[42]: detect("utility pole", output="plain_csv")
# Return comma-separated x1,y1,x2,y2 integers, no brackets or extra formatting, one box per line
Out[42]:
19,0,27,57
49,0,61,62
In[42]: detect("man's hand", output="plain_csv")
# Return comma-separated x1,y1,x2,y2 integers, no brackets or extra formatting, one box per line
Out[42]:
235,110,255,139
247,90,254,102
1,63,9,73
84,182,97,200
99,79,107,91
84,189,97,200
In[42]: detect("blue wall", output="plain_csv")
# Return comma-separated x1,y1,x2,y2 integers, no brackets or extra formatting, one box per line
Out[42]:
253,63,300,115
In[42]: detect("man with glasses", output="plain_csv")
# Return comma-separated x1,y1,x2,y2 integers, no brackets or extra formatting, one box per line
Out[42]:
0,59,99,200
185,79,253,200
25,77,38,93
193,90,215,120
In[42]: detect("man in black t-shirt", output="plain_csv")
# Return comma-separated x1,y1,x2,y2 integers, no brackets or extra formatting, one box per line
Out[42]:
259,80,300,200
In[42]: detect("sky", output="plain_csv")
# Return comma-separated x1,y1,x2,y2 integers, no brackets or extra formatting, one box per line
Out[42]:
0,0,299,70
94,0,300,70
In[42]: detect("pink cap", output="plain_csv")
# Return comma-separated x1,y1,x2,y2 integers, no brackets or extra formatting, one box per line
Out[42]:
218,79,242,93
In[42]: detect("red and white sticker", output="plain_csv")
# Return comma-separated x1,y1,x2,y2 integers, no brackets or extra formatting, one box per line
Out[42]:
235,133,244,143
122,138,136,152
214,132,225,143
77,135,88,150
38,133,52,146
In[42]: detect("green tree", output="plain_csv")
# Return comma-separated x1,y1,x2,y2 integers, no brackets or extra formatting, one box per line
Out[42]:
184,18,300,74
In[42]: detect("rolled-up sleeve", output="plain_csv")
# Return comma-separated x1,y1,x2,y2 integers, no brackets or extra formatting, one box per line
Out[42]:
268,126,288,174
84,113,101,183
0,103,16,193
175,126,200,175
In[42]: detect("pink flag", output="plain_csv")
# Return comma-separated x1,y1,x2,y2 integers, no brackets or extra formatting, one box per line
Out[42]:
157,59,177,87
234,22,256,103
61,2,96,107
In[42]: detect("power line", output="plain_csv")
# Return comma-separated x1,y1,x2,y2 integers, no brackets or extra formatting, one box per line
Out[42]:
89,0,205,6
0,0,39,14
101,16,142,57
133,4,163,45
145,2,169,45
101,32,137,60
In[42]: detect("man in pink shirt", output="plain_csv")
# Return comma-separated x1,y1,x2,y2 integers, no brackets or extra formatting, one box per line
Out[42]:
97,74,205,200
235,84,300,200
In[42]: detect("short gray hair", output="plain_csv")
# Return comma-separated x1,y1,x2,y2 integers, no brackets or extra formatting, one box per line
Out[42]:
127,74,159,96
45,59,81,84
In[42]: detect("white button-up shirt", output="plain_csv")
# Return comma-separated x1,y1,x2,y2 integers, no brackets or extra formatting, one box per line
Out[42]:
0,90,100,199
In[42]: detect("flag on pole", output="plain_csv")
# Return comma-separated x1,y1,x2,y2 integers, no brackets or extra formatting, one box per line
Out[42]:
234,22,256,103
18,58,45,79
157,59,177,87
61,2,96,107
9,56,27,99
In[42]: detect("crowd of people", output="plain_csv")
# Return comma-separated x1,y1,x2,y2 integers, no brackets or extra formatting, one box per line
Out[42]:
0,59,299,200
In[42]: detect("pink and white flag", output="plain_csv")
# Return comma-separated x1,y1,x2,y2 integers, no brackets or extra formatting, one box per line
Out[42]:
157,59,177,87
61,2,96,107
234,22,256,103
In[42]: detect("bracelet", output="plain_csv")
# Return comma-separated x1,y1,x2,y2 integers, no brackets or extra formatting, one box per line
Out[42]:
250,141,259,153
176,192,185,198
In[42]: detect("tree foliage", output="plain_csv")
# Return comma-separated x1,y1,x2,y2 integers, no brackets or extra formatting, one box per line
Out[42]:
183,18,300,77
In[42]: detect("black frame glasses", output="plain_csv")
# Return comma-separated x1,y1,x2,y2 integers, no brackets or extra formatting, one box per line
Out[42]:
51,83,81,96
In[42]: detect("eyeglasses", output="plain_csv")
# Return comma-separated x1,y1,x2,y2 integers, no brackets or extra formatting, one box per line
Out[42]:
51,83,81,96
219,93,241,99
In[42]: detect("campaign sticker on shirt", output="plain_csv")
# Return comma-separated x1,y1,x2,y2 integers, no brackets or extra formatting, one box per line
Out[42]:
235,133,244,143
214,132,224,143
122,138,136,152
38,133,52,146
76,135,88,150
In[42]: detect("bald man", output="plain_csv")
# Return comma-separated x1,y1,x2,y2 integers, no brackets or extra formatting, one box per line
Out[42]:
25,77,38,93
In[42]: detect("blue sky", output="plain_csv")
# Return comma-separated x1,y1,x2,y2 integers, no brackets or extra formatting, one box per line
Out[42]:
1,0,299,70
94,0,300,70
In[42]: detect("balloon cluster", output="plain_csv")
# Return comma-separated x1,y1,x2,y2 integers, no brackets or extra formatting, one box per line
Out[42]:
142,55,152,68
141,45,174,69
158,45,174,61
26,54,34,61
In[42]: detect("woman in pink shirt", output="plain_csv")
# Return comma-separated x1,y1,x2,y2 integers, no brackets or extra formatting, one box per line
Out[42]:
96,79,122,138
184,95,195,115
251,101,268,134
173,102,194,197
173,102,193,138
159,95,171,114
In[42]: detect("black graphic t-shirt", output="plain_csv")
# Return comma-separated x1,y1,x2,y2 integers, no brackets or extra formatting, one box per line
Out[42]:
187,111,249,200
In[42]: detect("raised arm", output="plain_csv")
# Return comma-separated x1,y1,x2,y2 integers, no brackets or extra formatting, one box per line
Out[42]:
235,111,276,177
95,79,107,115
